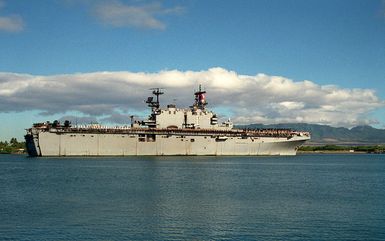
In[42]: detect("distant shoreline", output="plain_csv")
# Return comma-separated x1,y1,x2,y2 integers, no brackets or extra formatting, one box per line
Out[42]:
298,150,369,154
298,144,385,154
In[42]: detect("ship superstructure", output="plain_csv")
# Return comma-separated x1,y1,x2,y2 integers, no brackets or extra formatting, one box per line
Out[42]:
25,86,310,156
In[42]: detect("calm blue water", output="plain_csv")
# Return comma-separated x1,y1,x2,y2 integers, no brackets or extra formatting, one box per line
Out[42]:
0,154,385,241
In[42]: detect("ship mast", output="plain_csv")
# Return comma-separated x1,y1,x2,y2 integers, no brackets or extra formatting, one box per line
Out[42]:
194,84,207,110
146,88,164,111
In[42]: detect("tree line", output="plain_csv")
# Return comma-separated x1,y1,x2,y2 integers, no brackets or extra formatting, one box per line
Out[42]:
299,145,385,153
0,138,25,154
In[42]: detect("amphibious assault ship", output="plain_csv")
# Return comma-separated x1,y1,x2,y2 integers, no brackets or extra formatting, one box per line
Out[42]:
25,86,310,156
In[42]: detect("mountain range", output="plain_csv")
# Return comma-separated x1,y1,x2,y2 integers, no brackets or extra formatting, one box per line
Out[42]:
237,123,385,145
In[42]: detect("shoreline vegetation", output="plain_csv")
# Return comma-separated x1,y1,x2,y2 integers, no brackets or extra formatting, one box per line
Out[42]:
0,138,25,154
298,145,385,154
1,138,384,155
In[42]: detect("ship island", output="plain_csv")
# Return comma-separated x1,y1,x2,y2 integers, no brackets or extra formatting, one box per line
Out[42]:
25,86,310,156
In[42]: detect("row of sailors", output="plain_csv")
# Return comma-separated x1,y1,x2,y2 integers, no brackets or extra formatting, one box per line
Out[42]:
54,126,309,137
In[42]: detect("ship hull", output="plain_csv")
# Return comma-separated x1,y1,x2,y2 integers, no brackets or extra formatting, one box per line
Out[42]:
25,131,309,156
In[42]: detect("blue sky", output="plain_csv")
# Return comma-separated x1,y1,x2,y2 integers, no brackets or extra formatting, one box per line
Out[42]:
0,0,385,141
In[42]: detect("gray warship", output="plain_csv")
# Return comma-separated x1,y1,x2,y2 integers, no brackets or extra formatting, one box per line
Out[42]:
25,86,310,156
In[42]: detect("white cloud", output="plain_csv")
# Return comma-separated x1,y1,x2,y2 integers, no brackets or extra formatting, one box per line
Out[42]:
93,0,183,30
0,0,24,32
277,101,305,110
0,15,23,33
0,68,383,127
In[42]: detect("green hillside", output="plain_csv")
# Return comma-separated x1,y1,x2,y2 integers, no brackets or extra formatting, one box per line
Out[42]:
237,123,385,145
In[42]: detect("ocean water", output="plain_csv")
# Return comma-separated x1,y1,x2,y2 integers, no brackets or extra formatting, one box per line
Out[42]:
0,154,384,241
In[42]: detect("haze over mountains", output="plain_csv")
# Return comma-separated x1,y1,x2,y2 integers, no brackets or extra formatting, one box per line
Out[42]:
238,124,385,145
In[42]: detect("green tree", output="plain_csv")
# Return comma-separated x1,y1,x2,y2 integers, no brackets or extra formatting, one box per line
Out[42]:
10,138,17,146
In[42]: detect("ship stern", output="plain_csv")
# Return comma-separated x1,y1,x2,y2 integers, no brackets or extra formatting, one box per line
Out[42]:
24,130,41,157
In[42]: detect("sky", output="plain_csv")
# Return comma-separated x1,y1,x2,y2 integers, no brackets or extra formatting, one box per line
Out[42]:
0,0,385,141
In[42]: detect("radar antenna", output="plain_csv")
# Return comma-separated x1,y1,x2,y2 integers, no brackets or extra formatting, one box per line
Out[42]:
146,88,164,110
194,84,207,110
